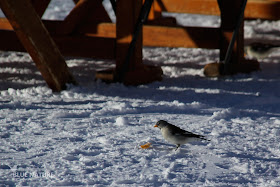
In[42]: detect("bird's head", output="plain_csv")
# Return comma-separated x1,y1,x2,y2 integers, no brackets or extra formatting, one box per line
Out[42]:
154,120,168,129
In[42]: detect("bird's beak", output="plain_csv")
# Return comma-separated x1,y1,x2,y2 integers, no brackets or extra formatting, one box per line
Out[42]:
154,124,158,127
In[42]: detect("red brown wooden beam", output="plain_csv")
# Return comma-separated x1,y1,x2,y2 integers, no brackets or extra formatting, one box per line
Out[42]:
79,23,220,49
0,0,76,91
0,29,116,59
143,25,219,48
0,18,220,51
158,0,280,20
158,0,219,15
0,17,13,30
0,18,114,59
245,0,280,20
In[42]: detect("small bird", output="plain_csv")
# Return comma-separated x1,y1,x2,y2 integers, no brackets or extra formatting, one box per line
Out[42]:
154,120,208,151
245,43,280,60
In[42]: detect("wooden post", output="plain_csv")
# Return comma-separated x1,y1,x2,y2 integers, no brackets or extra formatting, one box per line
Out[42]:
96,0,162,85
116,0,143,73
96,0,163,84
204,0,260,77
158,0,280,20
0,0,76,91
218,0,244,64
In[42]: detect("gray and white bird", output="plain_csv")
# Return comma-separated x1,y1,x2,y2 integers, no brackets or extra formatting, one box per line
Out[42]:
245,43,280,60
154,120,208,150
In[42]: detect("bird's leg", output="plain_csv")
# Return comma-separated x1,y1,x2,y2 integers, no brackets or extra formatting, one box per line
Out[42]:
175,144,180,151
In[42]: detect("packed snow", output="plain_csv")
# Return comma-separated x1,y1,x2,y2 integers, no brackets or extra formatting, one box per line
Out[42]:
1,0,280,186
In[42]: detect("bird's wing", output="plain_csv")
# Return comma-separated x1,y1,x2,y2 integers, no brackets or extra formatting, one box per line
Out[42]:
168,123,208,140
167,123,187,135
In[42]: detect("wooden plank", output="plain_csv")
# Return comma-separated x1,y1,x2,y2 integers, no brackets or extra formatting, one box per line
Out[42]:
159,0,220,15
0,17,13,30
159,0,280,20
0,18,60,34
245,0,280,20
79,23,116,38
78,22,220,49
0,0,76,91
0,18,220,50
0,29,116,59
144,25,219,48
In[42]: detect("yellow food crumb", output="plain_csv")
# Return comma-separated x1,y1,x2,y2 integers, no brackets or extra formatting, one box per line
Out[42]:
140,142,151,149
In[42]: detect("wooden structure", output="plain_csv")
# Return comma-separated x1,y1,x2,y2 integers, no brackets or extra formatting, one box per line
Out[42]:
0,0,279,90
0,0,76,91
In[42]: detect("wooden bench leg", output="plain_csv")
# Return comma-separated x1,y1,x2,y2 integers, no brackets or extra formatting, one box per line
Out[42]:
96,0,163,85
0,0,76,91
204,0,259,77
116,0,143,74
116,0,163,85
218,0,244,64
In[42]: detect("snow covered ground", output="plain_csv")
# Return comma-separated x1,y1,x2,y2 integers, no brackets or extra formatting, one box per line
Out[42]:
0,0,280,186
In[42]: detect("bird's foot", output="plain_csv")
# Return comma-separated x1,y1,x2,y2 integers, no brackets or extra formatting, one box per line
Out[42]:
174,144,180,151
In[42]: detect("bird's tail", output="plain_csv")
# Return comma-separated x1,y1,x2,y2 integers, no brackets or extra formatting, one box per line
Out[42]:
199,135,210,142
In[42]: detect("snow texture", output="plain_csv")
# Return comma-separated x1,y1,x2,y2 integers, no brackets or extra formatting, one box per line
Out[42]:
0,0,280,186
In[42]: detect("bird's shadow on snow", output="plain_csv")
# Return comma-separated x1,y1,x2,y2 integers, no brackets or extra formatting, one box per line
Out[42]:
148,146,204,155
144,141,209,155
